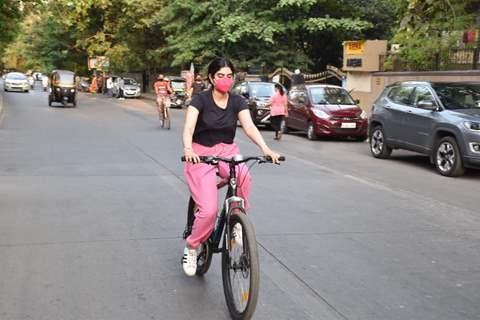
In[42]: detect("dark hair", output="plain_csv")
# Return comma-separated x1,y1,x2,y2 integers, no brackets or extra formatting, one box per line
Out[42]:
275,83,284,96
207,57,235,85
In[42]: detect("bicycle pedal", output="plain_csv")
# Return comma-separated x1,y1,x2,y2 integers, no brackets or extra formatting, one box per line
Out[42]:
183,226,192,240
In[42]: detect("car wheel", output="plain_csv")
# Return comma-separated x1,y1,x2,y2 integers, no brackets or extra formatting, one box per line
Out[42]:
72,100,77,107
370,126,392,159
434,136,465,177
280,118,289,134
48,96,52,107
307,121,318,140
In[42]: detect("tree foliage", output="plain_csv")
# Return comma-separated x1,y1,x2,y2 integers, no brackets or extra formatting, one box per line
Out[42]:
390,0,480,70
4,0,397,74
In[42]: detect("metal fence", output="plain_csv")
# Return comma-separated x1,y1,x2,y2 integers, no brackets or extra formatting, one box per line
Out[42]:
383,47,480,72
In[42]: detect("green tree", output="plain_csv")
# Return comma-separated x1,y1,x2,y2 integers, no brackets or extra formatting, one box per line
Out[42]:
390,0,479,70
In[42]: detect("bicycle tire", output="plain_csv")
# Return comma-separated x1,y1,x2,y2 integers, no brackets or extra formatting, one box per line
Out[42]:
159,108,164,128
165,107,171,130
222,211,259,320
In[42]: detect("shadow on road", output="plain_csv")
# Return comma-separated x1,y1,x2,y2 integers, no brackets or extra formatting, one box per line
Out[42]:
389,153,480,178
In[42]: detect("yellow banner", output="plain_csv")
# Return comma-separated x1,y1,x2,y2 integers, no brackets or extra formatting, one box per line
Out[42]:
345,41,365,55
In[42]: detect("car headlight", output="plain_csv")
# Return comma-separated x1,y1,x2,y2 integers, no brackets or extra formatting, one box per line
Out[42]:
312,108,330,120
360,110,368,119
70,89,75,93
56,88,60,92
464,121,480,131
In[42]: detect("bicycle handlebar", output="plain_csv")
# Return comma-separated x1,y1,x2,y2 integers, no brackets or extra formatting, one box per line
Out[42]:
181,155,285,164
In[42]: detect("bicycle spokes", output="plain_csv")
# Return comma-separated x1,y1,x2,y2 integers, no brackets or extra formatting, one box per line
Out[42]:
228,222,251,312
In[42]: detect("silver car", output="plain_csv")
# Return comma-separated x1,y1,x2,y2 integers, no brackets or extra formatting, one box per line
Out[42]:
4,72,30,92
112,77,141,98
369,81,480,177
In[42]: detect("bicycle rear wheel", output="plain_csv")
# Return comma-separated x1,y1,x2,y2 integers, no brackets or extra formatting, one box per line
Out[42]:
159,108,164,128
222,211,259,320
164,107,171,130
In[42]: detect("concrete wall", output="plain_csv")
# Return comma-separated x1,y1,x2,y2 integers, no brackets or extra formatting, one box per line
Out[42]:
343,40,387,72
349,70,480,112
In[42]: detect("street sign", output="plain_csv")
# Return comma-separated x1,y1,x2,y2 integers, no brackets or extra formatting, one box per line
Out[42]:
88,58,97,70
88,56,110,70
345,41,365,55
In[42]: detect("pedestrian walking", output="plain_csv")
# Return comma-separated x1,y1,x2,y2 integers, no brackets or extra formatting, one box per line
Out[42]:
117,77,125,100
186,74,206,107
191,75,206,96
268,84,288,140
90,76,98,96
106,76,113,96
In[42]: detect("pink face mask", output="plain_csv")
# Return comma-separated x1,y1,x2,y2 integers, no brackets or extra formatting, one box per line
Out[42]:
214,77,233,93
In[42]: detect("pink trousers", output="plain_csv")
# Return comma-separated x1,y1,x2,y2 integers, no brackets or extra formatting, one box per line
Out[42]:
184,143,251,249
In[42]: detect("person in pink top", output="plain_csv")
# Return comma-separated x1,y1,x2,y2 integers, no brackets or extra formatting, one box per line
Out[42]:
268,84,288,140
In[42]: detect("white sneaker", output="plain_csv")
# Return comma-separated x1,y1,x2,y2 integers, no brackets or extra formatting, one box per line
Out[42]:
182,246,197,276
232,223,243,248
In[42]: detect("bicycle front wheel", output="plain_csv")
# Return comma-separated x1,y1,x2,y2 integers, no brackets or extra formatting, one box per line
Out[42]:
222,211,259,320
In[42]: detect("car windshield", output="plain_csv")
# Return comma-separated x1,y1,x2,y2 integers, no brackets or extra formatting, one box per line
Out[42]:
249,83,274,97
309,87,356,105
6,73,27,80
124,78,137,85
57,73,75,84
171,81,184,90
433,83,480,110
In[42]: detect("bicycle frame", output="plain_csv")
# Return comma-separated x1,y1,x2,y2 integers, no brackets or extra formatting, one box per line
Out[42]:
210,162,245,253
182,155,284,252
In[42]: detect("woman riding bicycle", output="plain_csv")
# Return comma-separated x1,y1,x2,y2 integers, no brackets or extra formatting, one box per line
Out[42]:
182,57,280,276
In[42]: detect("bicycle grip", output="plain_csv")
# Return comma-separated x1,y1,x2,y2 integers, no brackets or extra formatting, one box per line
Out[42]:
181,156,209,162
265,155,286,162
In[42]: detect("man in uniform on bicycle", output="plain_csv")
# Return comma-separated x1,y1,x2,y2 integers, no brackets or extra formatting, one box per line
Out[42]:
154,74,172,120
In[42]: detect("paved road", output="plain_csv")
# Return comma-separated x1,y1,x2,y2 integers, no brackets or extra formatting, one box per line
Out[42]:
1,83,479,320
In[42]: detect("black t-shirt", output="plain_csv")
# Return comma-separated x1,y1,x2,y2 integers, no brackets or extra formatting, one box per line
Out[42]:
190,90,248,147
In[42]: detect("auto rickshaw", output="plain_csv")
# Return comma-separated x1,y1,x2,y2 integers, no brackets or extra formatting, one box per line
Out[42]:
167,76,187,108
48,70,77,107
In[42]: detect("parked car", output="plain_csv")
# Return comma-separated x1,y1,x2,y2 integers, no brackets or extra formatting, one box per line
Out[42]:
3,72,30,92
232,81,286,126
112,77,141,98
283,84,368,140
168,76,187,108
369,81,480,177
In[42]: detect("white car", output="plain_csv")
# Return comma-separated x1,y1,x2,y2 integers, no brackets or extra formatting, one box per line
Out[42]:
112,77,141,98
4,72,30,92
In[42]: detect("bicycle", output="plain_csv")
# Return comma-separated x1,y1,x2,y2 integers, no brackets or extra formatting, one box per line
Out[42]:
157,95,171,129
181,154,285,320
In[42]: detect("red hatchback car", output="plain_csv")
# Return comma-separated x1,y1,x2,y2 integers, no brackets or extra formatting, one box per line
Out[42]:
282,84,369,140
